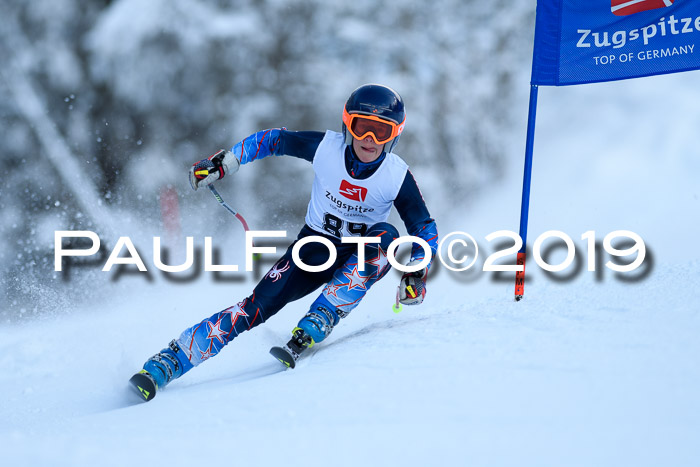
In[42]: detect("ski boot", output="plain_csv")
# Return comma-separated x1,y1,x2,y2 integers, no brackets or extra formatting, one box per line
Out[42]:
129,340,192,401
269,327,314,369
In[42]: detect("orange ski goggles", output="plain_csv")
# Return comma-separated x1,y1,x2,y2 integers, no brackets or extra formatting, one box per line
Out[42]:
342,109,406,145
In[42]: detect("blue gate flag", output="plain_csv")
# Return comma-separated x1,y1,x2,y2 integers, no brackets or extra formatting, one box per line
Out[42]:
532,0,700,86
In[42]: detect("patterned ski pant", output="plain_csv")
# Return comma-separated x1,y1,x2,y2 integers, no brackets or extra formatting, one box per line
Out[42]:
175,223,398,366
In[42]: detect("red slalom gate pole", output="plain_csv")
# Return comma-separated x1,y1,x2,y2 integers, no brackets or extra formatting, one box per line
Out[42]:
515,84,539,301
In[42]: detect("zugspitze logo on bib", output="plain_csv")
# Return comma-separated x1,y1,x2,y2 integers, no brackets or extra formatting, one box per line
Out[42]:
612,0,675,16
339,180,367,202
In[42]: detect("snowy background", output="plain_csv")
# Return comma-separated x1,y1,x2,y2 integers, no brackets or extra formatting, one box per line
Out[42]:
1,1,699,466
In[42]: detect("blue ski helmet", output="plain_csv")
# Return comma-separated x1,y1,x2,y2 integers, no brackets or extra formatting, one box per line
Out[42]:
342,84,406,153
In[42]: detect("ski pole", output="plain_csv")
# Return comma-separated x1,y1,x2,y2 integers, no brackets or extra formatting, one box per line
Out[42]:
207,184,251,232
392,286,402,313
207,184,260,260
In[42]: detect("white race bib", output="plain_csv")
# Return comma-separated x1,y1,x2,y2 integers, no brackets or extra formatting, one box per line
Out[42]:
305,131,408,238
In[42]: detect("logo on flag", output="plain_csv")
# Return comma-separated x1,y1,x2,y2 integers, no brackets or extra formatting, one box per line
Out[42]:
612,0,675,17
339,180,367,202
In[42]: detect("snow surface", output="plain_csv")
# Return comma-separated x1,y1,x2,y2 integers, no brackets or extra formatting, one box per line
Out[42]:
2,73,700,467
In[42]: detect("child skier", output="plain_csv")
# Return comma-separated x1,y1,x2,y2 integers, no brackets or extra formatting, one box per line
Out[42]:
130,84,439,401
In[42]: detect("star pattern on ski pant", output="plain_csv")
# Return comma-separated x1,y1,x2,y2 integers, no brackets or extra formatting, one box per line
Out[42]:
199,343,215,361
206,319,228,345
324,282,342,299
365,246,390,278
342,266,369,291
220,303,249,338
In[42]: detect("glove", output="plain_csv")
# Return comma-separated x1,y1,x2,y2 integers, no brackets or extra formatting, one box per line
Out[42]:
188,149,240,191
398,266,427,306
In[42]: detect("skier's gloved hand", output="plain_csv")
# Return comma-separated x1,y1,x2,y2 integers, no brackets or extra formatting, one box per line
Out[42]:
188,149,240,191
398,263,427,306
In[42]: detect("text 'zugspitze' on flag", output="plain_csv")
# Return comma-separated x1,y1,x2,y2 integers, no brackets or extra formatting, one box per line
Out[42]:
531,0,700,85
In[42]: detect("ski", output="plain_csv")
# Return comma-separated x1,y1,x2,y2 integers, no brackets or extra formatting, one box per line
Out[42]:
129,370,158,402
269,345,298,369
269,327,315,369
